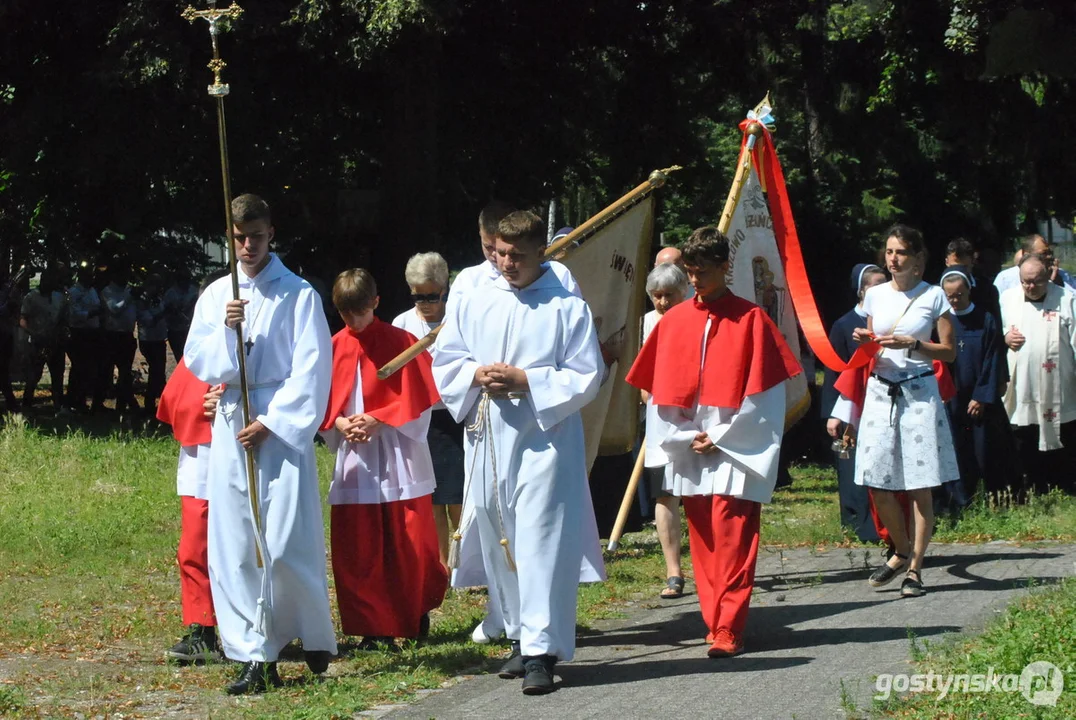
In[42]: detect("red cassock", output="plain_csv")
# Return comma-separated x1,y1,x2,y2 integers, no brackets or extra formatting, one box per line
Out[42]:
321,318,448,638
833,348,957,546
156,359,215,627
627,293,801,640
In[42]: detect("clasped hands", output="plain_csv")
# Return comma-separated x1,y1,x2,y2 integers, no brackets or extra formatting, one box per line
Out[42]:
853,327,916,350
335,413,382,444
473,363,529,394
691,431,718,455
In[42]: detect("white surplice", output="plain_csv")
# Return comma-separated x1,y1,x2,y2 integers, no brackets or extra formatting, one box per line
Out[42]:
432,268,605,661
184,254,336,663
1001,284,1076,450
441,257,583,638
176,443,211,500
646,317,788,503
321,363,435,505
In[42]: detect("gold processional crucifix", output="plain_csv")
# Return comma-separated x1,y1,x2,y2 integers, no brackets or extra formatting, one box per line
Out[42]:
182,1,265,568
182,2,244,97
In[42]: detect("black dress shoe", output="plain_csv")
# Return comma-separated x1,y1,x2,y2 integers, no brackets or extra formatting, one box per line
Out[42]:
497,641,524,679
305,650,332,675
521,655,556,695
226,661,283,695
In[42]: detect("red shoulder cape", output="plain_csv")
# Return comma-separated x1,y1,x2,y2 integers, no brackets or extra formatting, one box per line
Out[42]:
626,292,802,410
320,317,440,431
156,358,212,447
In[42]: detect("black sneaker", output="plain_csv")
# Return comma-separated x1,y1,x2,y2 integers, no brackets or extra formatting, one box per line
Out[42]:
497,641,524,678
521,655,556,695
166,624,222,664
900,570,926,598
226,661,283,695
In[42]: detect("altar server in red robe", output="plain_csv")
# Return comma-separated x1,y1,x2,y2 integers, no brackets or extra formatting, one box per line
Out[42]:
627,226,801,658
322,268,448,646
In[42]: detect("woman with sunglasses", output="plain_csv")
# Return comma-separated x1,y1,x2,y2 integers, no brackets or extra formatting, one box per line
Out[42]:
392,252,464,569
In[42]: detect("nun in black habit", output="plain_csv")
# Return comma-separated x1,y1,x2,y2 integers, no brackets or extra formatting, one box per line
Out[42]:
822,263,887,542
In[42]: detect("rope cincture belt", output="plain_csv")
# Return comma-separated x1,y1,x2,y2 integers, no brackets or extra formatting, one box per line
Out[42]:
448,389,528,573
870,369,934,425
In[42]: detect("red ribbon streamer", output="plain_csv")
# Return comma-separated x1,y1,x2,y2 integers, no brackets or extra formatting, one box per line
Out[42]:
737,120,870,373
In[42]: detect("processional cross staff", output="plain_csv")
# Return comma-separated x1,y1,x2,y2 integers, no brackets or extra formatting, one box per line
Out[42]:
183,1,266,568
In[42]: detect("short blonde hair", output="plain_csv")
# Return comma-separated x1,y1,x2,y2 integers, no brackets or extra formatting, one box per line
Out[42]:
332,268,377,314
404,252,449,289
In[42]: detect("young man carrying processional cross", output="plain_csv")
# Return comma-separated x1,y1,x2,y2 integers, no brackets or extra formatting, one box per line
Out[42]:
184,193,337,695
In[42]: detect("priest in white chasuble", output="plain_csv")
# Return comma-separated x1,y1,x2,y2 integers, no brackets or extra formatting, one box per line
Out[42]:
1001,252,1076,494
432,210,604,695
184,194,336,695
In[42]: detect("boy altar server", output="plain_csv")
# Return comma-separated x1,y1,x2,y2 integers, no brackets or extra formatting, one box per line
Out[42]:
627,226,801,658
321,268,448,646
432,210,605,695
184,194,336,695
446,201,583,646
157,356,222,664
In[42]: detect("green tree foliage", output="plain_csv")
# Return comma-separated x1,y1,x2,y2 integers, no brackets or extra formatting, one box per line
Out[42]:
2,0,1076,312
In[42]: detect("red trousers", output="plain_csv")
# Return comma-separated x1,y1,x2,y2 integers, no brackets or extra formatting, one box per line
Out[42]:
331,496,448,638
682,494,761,637
868,490,911,549
178,496,215,627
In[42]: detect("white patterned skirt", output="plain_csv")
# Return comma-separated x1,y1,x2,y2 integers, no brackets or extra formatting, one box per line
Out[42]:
854,373,959,491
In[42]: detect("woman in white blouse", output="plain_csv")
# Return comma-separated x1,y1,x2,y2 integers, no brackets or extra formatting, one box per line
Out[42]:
841,224,958,598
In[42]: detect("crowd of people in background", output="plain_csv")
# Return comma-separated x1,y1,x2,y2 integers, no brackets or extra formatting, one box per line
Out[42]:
0,262,199,416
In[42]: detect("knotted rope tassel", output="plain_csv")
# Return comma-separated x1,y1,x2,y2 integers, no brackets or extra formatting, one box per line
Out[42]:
456,392,516,573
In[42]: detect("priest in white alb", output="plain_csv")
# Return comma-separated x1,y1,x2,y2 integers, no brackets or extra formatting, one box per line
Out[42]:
1000,252,1076,494
433,210,605,695
184,194,337,695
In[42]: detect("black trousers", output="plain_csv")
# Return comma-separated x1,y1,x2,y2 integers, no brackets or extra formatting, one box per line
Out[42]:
0,328,16,405
168,325,189,363
66,327,101,409
139,339,167,411
24,339,66,408
96,330,139,412
1012,421,1076,495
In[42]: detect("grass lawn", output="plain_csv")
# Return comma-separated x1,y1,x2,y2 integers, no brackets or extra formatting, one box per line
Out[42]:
874,577,1075,719
0,414,1073,718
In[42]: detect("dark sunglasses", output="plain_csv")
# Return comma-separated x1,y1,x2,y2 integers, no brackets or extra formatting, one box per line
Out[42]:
411,292,448,304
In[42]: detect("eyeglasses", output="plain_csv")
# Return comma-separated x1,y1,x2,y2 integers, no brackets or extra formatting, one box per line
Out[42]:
411,292,447,304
